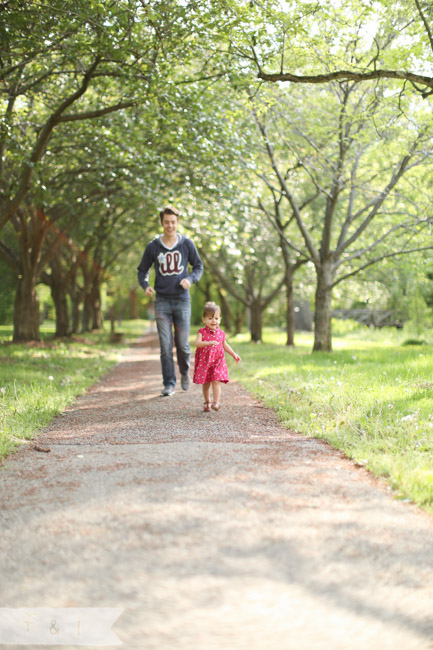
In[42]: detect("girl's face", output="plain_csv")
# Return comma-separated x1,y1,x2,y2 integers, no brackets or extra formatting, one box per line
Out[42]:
203,311,221,331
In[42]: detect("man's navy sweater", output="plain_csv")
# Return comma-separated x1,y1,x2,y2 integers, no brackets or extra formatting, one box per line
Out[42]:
137,234,203,299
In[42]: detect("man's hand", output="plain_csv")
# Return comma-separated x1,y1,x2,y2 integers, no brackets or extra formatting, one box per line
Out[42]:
145,286,155,297
179,278,191,290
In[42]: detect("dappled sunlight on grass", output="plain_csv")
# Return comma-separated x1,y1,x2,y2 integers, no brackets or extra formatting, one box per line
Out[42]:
253,364,298,378
229,325,433,514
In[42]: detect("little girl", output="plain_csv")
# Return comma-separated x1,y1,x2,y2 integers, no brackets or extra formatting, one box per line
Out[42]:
193,301,241,412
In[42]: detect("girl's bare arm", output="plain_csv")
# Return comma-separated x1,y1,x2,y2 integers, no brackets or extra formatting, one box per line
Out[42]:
223,340,241,362
195,332,219,348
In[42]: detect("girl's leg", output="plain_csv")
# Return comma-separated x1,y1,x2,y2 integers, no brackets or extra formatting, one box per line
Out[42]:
211,381,221,410
202,383,211,411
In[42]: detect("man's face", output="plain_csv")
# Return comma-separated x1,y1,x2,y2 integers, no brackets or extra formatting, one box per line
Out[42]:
161,214,178,238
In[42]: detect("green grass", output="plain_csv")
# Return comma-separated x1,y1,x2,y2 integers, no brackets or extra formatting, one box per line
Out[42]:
0,320,149,461
227,323,433,515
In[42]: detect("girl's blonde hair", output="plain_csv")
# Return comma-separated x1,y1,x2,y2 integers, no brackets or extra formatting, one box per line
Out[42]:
203,301,221,318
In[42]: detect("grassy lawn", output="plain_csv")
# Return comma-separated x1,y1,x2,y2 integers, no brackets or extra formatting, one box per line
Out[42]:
228,322,433,515
0,320,149,461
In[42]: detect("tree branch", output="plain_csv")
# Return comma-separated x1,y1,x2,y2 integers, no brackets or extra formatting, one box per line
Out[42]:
335,145,418,257
0,239,20,272
414,0,433,54
257,69,433,97
198,247,248,306
335,217,432,267
336,148,364,250
57,100,136,122
0,56,102,231
333,246,433,286
249,97,319,263
321,85,350,259
262,275,287,308
258,199,311,261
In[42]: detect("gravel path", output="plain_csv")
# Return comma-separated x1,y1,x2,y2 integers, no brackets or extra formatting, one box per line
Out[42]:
1,333,433,649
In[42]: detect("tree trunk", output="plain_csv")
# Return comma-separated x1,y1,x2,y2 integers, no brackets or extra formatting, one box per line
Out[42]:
279,235,296,346
313,260,334,352
90,281,102,330
68,273,82,334
71,294,81,333
234,305,245,334
217,289,232,333
49,254,71,338
80,262,100,333
203,278,213,302
51,281,70,337
10,205,51,342
81,293,92,332
250,301,263,343
129,288,139,319
13,276,40,341
285,275,295,346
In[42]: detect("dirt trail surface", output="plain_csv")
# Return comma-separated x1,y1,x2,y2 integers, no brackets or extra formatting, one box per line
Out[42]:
1,333,433,650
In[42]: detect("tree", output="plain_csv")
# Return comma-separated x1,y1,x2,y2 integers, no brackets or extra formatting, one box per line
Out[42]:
253,0,433,98
0,0,160,231
1,0,251,339
1,203,65,341
234,90,310,346
194,201,285,342
257,194,307,345
250,80,433,350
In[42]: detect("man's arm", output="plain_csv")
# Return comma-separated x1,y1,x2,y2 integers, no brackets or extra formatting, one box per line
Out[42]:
137,243,155,293
185,240,203,285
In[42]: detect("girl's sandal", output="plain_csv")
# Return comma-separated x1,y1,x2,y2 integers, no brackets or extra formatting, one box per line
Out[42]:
203,402,211,412
211,402,221,411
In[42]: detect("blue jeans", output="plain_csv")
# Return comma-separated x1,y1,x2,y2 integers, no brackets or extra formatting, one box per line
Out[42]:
155,297,191,388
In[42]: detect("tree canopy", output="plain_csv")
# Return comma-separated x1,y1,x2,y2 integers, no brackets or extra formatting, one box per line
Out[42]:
1,0,432,347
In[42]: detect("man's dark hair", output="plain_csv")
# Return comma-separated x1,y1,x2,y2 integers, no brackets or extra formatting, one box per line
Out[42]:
159,205,180,223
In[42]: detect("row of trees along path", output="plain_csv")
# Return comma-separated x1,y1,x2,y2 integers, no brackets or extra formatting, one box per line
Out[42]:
1,1,433,349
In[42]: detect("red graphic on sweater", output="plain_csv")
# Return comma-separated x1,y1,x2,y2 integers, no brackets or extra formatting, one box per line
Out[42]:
158,251,184,276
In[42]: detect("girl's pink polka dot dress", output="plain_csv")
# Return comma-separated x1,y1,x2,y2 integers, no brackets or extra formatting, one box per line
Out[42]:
193,326,229,384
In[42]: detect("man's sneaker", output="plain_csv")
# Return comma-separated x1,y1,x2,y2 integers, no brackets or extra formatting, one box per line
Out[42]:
161,386,175,397
181,374,190,391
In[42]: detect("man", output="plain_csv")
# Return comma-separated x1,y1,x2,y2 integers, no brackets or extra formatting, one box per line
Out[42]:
137,206,203,396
